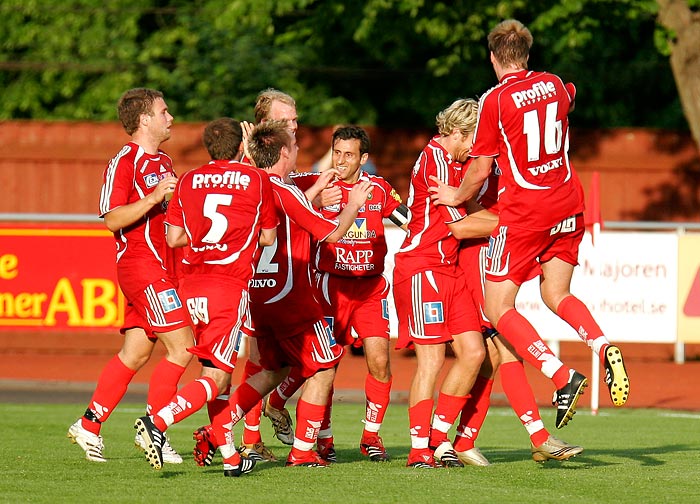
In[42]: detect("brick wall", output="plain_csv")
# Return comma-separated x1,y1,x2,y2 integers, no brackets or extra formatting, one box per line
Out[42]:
1,121,699,221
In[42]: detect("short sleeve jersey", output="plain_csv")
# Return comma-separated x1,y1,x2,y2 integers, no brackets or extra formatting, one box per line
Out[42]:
393,137,467,285
292,171,402,277
99,142,174,285
165,159,277,282
470,70,584,230
249,173,339,334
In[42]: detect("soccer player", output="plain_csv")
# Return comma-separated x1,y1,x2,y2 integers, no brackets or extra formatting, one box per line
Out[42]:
233,88,299,462
453,163,583,464
67,88,194,464
393,98,499,469
194,120,372,468
430,19,630,429
133,117,277,475
279,125,409,462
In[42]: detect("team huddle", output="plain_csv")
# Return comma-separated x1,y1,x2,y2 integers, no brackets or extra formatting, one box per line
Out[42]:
67,19,630,474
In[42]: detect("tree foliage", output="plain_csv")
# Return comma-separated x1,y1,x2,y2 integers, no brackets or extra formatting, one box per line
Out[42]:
0,0,692,133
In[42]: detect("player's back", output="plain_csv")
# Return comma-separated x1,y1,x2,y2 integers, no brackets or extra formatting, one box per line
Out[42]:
475,70,584,229
249,174,337,335
174,159,274,281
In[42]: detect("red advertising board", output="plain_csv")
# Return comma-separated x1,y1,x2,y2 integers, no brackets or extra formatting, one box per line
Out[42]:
0,223,124,331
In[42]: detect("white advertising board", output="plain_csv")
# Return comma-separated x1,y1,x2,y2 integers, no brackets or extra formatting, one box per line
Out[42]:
384,227,678,343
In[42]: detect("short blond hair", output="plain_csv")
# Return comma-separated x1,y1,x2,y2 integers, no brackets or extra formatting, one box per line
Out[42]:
488,19,533,69
436,98,478,137
254,88,296,124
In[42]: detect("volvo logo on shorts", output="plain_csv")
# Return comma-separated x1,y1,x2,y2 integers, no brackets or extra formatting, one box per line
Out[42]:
157,288,183,313
423,302,444,324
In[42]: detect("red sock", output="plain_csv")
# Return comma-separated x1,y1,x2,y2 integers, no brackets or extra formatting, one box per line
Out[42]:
153,376,217,432
500,361,549,447
496,308,569,387
362,374,392,437
408,399,434,450
146,358,187,415
83,354,136,434
430,392,469,447
229,382,263,426
453,375,493,451
557,295,608,358
241,359,263,444
289,398,326,457
208,385,232,448
269,367,305,410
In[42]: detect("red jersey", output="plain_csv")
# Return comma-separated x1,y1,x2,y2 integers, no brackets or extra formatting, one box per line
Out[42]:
165,159,277,281
99,142,174,286
393,137,467,284
470,70,584,229
249,173,338,335
292,171,402,277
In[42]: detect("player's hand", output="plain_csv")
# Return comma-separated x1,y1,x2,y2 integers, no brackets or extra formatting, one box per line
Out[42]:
319,184,342,207
241,120,255,163
152,173,177,203
428,175,458,206
347,180,372,207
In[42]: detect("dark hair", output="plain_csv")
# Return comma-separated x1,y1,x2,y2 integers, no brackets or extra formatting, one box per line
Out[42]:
247,120,291,168
332,125,370,155
203,118,243,160
117,88,164,135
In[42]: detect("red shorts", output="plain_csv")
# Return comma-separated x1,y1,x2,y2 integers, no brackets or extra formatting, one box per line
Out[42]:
313,272,390,347
485,214,584,285
180,275,249,374
393,269,481,349
119,277,191,336
256,318,343,378
458,241,492,331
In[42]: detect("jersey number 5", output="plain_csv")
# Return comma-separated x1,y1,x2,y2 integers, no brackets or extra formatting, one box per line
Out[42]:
202,194,232,243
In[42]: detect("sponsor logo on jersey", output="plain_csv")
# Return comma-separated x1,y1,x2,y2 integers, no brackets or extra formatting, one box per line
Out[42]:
192,170,251,190
368,203,382,212
144,172,167,188
528,156,564,177
335,246,374,265
344,218,377,240
389,188,402,203
511,80,557,109
249,278,277,288
323,203,341,212
423,301,444,324
157,288,183,313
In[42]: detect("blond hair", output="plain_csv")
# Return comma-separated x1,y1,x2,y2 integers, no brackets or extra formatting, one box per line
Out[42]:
254,88,296,124
488,19,533,69
436,98,478,137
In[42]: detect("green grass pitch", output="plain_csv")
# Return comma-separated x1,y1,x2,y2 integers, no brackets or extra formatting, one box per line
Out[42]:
1,402,698,503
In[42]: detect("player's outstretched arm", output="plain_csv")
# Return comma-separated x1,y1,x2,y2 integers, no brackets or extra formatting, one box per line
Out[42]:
324,180,372,243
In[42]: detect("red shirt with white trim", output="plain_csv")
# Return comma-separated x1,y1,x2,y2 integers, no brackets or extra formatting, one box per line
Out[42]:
393,137,467,284
471,70,584,229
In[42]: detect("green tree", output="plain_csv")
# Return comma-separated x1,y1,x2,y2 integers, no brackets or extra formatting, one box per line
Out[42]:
0,0,691,136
